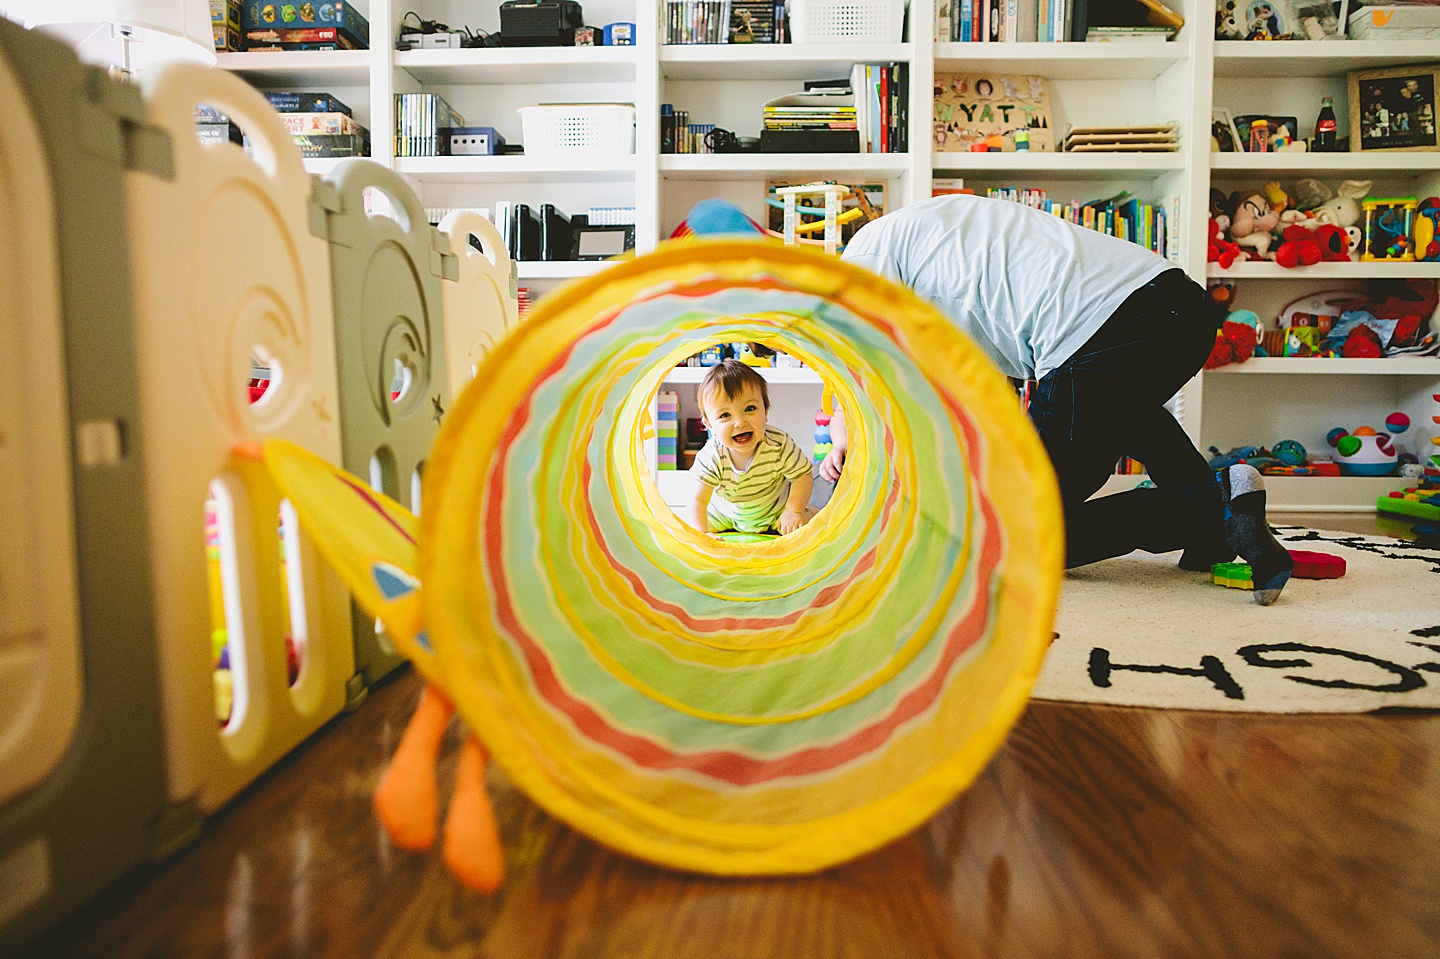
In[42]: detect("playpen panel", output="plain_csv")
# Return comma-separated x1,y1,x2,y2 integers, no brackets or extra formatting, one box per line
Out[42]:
0,29,81,808
317,160,452,687
0,19,170,949
438,209,520,401
126,63,352,813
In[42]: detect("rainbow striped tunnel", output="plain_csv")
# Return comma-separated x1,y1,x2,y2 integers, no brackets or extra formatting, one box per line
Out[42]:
421,239,1063,875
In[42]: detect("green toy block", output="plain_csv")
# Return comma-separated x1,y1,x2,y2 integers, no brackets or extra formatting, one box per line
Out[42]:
1211,561,1253,589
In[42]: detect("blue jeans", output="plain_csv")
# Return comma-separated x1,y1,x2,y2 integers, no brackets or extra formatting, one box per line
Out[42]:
1027,269,1226,568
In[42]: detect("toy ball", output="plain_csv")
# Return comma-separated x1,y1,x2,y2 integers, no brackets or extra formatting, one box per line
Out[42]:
1271,439,1307,466
1325,427,1349,447
1386,412,1411,434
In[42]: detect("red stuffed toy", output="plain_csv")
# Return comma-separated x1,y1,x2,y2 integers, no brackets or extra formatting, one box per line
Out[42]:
1341,323,1383,358
1208,216,1242,269
1273,224,1322,268
1344,279,1439,349
1313,223,1350,261
1204,316,1258,369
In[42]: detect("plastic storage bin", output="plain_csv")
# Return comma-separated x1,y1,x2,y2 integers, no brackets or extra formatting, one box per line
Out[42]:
789,0,906,43
518,103,637,156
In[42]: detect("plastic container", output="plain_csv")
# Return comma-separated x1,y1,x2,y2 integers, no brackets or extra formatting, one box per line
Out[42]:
518,103,637,156
789,0,907,43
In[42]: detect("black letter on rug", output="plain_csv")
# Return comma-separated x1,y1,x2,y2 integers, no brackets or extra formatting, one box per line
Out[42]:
1236,642,1427,693
1088,648,1244,700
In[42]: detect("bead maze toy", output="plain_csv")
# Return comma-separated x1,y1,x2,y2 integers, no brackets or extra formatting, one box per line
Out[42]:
766,181,878,254
1359,197,1417,262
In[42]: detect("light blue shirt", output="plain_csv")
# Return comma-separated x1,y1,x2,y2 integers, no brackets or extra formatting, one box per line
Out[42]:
841,194,1172,380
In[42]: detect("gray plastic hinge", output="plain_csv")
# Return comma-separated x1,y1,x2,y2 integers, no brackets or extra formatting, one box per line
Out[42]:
343,672,369,712
308,178,344,242
510,261,519,299
81,69,175,179
435,249,459,281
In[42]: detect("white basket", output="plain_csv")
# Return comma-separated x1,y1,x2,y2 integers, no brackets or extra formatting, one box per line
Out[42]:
789,0,907,43
518,104,637,156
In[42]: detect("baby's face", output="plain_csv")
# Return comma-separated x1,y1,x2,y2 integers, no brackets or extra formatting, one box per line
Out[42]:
702,384,768,456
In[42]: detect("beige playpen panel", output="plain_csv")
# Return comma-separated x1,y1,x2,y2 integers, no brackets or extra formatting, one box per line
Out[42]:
438,210,520,401
0,41,82,807
126,63,352,813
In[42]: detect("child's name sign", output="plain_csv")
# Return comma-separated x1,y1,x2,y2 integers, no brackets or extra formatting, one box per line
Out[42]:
934,74,1054,153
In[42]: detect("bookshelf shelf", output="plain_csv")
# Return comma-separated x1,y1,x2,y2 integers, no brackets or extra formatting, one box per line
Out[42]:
933,41,1187,80
394,156,638,183
663,366,824,384
931,152,1185,175
517,261,614,279
1207,262,1440,280
660,42,912,80
1210,153,1440,178
660,153,913,179
1206,358,1440,375
395,47,638,86
215,51,372,88
1213,40,1440,79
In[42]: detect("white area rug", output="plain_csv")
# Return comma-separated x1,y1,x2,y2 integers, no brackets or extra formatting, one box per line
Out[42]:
1032,527,1440,713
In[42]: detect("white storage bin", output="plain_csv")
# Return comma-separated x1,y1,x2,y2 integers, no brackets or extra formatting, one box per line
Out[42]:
789,0,906,43
518,103,637,156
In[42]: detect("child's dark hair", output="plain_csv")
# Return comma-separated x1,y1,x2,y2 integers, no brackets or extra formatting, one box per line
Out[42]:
699,358,769,414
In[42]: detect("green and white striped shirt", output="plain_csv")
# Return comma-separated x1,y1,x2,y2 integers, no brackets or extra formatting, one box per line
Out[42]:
693,426,812,533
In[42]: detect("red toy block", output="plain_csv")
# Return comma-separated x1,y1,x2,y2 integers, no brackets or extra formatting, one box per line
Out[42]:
1288,549,1345,579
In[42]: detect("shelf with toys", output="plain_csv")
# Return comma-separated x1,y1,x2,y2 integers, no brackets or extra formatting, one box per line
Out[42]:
659,42,912,81
932,154,1186,174
933,42,1187,81
1213,41,1440,79
1210,262,1440,279
660,153,914,179
663,366,824,384
1211,154,1440,176
1206,357,1439,375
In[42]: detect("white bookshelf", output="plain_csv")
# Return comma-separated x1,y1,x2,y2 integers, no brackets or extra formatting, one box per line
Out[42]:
211,0,1439,508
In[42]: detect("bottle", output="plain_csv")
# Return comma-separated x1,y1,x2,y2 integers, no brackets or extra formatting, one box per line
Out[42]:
1315,96,1338,152
1249,118,1269,153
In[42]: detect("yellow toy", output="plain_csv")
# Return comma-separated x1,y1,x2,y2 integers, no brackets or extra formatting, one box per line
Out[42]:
258,238,1063,890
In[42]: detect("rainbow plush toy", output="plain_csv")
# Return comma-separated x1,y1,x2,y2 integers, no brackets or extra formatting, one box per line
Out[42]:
255,225,1063,890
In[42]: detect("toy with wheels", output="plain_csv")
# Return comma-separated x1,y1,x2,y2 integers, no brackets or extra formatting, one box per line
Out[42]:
258,237,1064,891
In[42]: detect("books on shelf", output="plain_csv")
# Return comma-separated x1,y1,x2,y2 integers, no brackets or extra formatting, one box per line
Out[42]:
982,187,1179,261
1062,123,1178,152
394,93,463,158
1085,24,1176,40
944,0,1182,41
934,74,1054,153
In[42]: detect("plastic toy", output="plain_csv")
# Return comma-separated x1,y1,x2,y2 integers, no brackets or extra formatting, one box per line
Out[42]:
1360,197,1417,262
767,181,877,254
1377,487,1440,522
729,342,769,367
1416,197,1440,262
1287,550,1346,578
813,410,833,463
1212,561,1253,589
1327,413,1409,475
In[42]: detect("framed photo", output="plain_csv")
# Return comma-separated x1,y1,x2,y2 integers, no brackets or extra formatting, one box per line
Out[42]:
1348,65,1440,153
1211,108,1243,152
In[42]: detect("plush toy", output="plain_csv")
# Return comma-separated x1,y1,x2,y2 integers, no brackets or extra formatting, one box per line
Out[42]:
1341,323,1383,358
1313,223,1351,261
1209,187,1232,234
1204,309,1259,368
1208,216,1242,268
1226,190,1280,259
1273,224,1321,268
1262,180,1292,216
1313,179,1371,229
1357,278,1440,349
729,342,770,367
1327,415,1409,476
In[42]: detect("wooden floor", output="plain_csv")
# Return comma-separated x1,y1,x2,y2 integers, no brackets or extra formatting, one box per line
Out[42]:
29,514,1440,959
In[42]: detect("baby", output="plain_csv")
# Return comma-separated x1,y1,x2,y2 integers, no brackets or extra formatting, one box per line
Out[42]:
689,359,814,535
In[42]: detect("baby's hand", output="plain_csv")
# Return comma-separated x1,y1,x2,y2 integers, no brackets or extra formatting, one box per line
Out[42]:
778,509,807,535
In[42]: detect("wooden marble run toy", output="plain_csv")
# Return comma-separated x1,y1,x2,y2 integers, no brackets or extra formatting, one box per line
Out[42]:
766,181,878,254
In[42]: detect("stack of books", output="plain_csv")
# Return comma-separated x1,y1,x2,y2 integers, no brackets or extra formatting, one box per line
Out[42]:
665,0,735,42
936,0,1182,42
761,89,857,153
728,0,784,41
851,63,909,154
1062,123,1177,152
1085,24,1176,40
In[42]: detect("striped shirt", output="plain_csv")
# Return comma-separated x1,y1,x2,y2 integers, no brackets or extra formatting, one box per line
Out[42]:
693,426,812,533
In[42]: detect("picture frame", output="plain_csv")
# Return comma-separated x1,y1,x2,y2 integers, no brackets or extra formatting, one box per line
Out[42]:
1348,65,1440,153
569,220,635,260
1211,108,1243,152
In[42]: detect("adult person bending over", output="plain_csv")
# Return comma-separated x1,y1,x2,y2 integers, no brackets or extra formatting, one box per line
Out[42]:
828,193,1293,605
